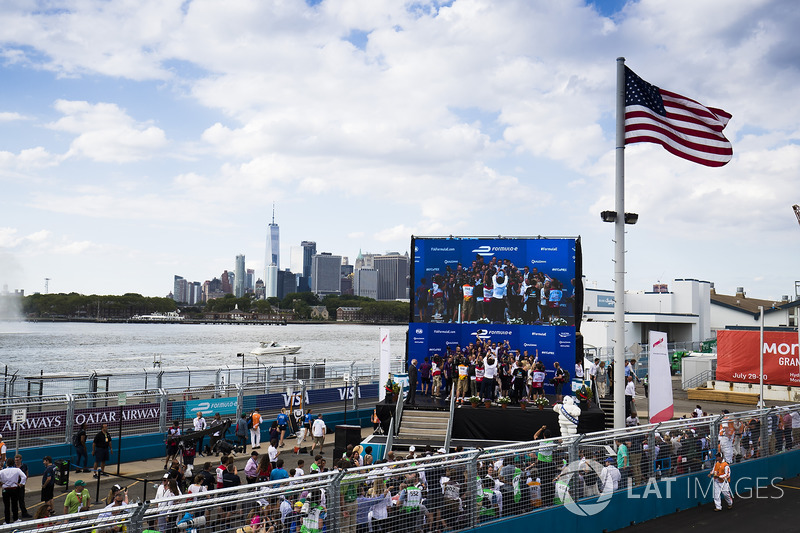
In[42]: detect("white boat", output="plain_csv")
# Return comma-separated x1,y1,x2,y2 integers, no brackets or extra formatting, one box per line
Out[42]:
130,311,184,322
250,341,301,356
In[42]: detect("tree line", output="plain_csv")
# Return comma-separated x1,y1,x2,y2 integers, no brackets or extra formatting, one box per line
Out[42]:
22,291,409,323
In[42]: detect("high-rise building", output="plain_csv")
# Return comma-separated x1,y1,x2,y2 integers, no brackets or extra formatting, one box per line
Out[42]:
277,269,297,299
247,269,255,292
189,281,202,305
264,205,280,298
353,268,378,299
234,254,246,297
173,275,188,303
311,253,341,296
291,241,316,292
221,270,232,294
354,250,375,269
374,252,410,301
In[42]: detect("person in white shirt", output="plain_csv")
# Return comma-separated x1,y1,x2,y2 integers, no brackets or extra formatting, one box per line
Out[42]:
1,458,26,524
186,475,208,502
483,356,498,401
267,439,279,468
192,412,207,456
599,457,621,494
625,376,636,417
310,414,327,457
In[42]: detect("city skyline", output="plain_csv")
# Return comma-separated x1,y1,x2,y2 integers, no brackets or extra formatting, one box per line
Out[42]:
1,1,798,301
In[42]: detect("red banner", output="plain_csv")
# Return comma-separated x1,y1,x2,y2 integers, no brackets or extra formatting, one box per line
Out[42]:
717,330,800,386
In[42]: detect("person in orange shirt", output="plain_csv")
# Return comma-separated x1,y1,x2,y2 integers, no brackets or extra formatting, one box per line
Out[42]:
708,452,733,511
250,409,262,449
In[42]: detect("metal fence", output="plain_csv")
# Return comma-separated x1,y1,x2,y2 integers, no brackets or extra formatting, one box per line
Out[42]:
5,403,799,533
0,374,386,453
3,359,395,398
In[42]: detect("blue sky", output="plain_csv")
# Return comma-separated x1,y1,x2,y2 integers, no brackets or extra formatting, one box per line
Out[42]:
1,0,798,301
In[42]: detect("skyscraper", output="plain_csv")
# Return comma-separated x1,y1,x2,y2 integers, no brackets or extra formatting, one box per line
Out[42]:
264,204,280,298
311,253,342,296
374,252,410,301
291,240,316,292
234,254,246,297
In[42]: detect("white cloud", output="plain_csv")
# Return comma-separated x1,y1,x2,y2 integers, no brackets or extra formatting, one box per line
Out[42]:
48,100,168,163
0,112,26,122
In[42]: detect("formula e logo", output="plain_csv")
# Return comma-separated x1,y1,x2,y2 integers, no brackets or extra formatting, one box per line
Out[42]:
559,332,570,338
472,245,493,256
416,328,423,334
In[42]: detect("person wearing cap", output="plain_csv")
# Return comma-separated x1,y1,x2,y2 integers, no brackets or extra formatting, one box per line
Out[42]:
64,479,91,516
709,452,733,511
599,457,621,494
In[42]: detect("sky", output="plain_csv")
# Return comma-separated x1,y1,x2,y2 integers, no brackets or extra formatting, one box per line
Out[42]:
0,0,798,301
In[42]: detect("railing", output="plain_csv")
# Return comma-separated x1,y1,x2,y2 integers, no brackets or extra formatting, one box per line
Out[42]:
444,383,457,451
682,368,716,390
8,359,399,398
8,402,798,533
0,376,382,454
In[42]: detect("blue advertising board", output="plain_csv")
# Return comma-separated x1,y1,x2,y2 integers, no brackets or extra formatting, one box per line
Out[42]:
409,236,582,381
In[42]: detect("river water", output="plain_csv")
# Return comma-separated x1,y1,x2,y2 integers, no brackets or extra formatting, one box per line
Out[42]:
0,322,408,378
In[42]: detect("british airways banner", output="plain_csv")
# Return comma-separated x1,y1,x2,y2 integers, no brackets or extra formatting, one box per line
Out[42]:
410,236,582,379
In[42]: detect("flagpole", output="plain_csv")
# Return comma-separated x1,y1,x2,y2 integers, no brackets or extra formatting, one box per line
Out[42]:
614,57,627,429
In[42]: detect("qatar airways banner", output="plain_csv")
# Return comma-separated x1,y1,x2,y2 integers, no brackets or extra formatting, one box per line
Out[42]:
409,236,581,374
716,330,800,386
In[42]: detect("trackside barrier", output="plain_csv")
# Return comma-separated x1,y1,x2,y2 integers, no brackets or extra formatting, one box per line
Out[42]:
5,403,800,533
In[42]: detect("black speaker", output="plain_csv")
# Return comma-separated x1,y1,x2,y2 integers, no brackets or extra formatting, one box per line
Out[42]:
335,425,362,449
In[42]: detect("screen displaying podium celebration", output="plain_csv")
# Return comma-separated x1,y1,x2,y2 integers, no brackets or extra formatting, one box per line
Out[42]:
409,236,582,390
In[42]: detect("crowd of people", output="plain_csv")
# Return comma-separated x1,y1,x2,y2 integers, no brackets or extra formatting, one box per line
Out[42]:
413,337,571,405
414,254,575,325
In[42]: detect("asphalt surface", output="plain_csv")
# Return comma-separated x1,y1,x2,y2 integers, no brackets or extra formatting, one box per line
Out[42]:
618,475,800,532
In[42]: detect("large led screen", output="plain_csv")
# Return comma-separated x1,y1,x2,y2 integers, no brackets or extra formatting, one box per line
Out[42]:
409,236,582,391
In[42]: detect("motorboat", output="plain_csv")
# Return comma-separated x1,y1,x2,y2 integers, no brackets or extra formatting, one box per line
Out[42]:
250,341,301,356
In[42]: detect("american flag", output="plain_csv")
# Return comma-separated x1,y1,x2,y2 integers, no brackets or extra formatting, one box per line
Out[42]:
624,66,733,167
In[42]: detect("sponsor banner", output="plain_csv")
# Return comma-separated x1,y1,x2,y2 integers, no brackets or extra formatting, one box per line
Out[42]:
0,403,162,436
173,397,238,419
648,331,674,423
717,330,800,386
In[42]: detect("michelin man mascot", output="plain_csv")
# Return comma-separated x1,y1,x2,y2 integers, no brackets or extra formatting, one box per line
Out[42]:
554,396,581,437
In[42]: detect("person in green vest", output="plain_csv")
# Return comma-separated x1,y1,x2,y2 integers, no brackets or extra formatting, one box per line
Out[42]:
397,473,429,531
300,489,327,533
477,476,499,522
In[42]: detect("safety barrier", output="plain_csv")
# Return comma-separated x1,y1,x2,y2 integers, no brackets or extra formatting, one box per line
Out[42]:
4,402,799,532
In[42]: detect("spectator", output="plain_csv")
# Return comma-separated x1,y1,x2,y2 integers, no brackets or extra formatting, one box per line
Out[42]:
13,454,31,519
1,458,26,525
92,423,113,477
192,412,207,456
310,414,326,457
41,455,56,511
73,422,89,473
244,451,259,484
64,479,91,516
270,459,290,481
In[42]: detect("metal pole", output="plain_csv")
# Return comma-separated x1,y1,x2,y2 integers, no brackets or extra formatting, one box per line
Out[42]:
613,56,627,429
116,404,123,475
759,306,765,408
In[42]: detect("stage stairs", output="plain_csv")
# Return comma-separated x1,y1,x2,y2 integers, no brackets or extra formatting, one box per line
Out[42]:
597,396,615,429
397,408,450,442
